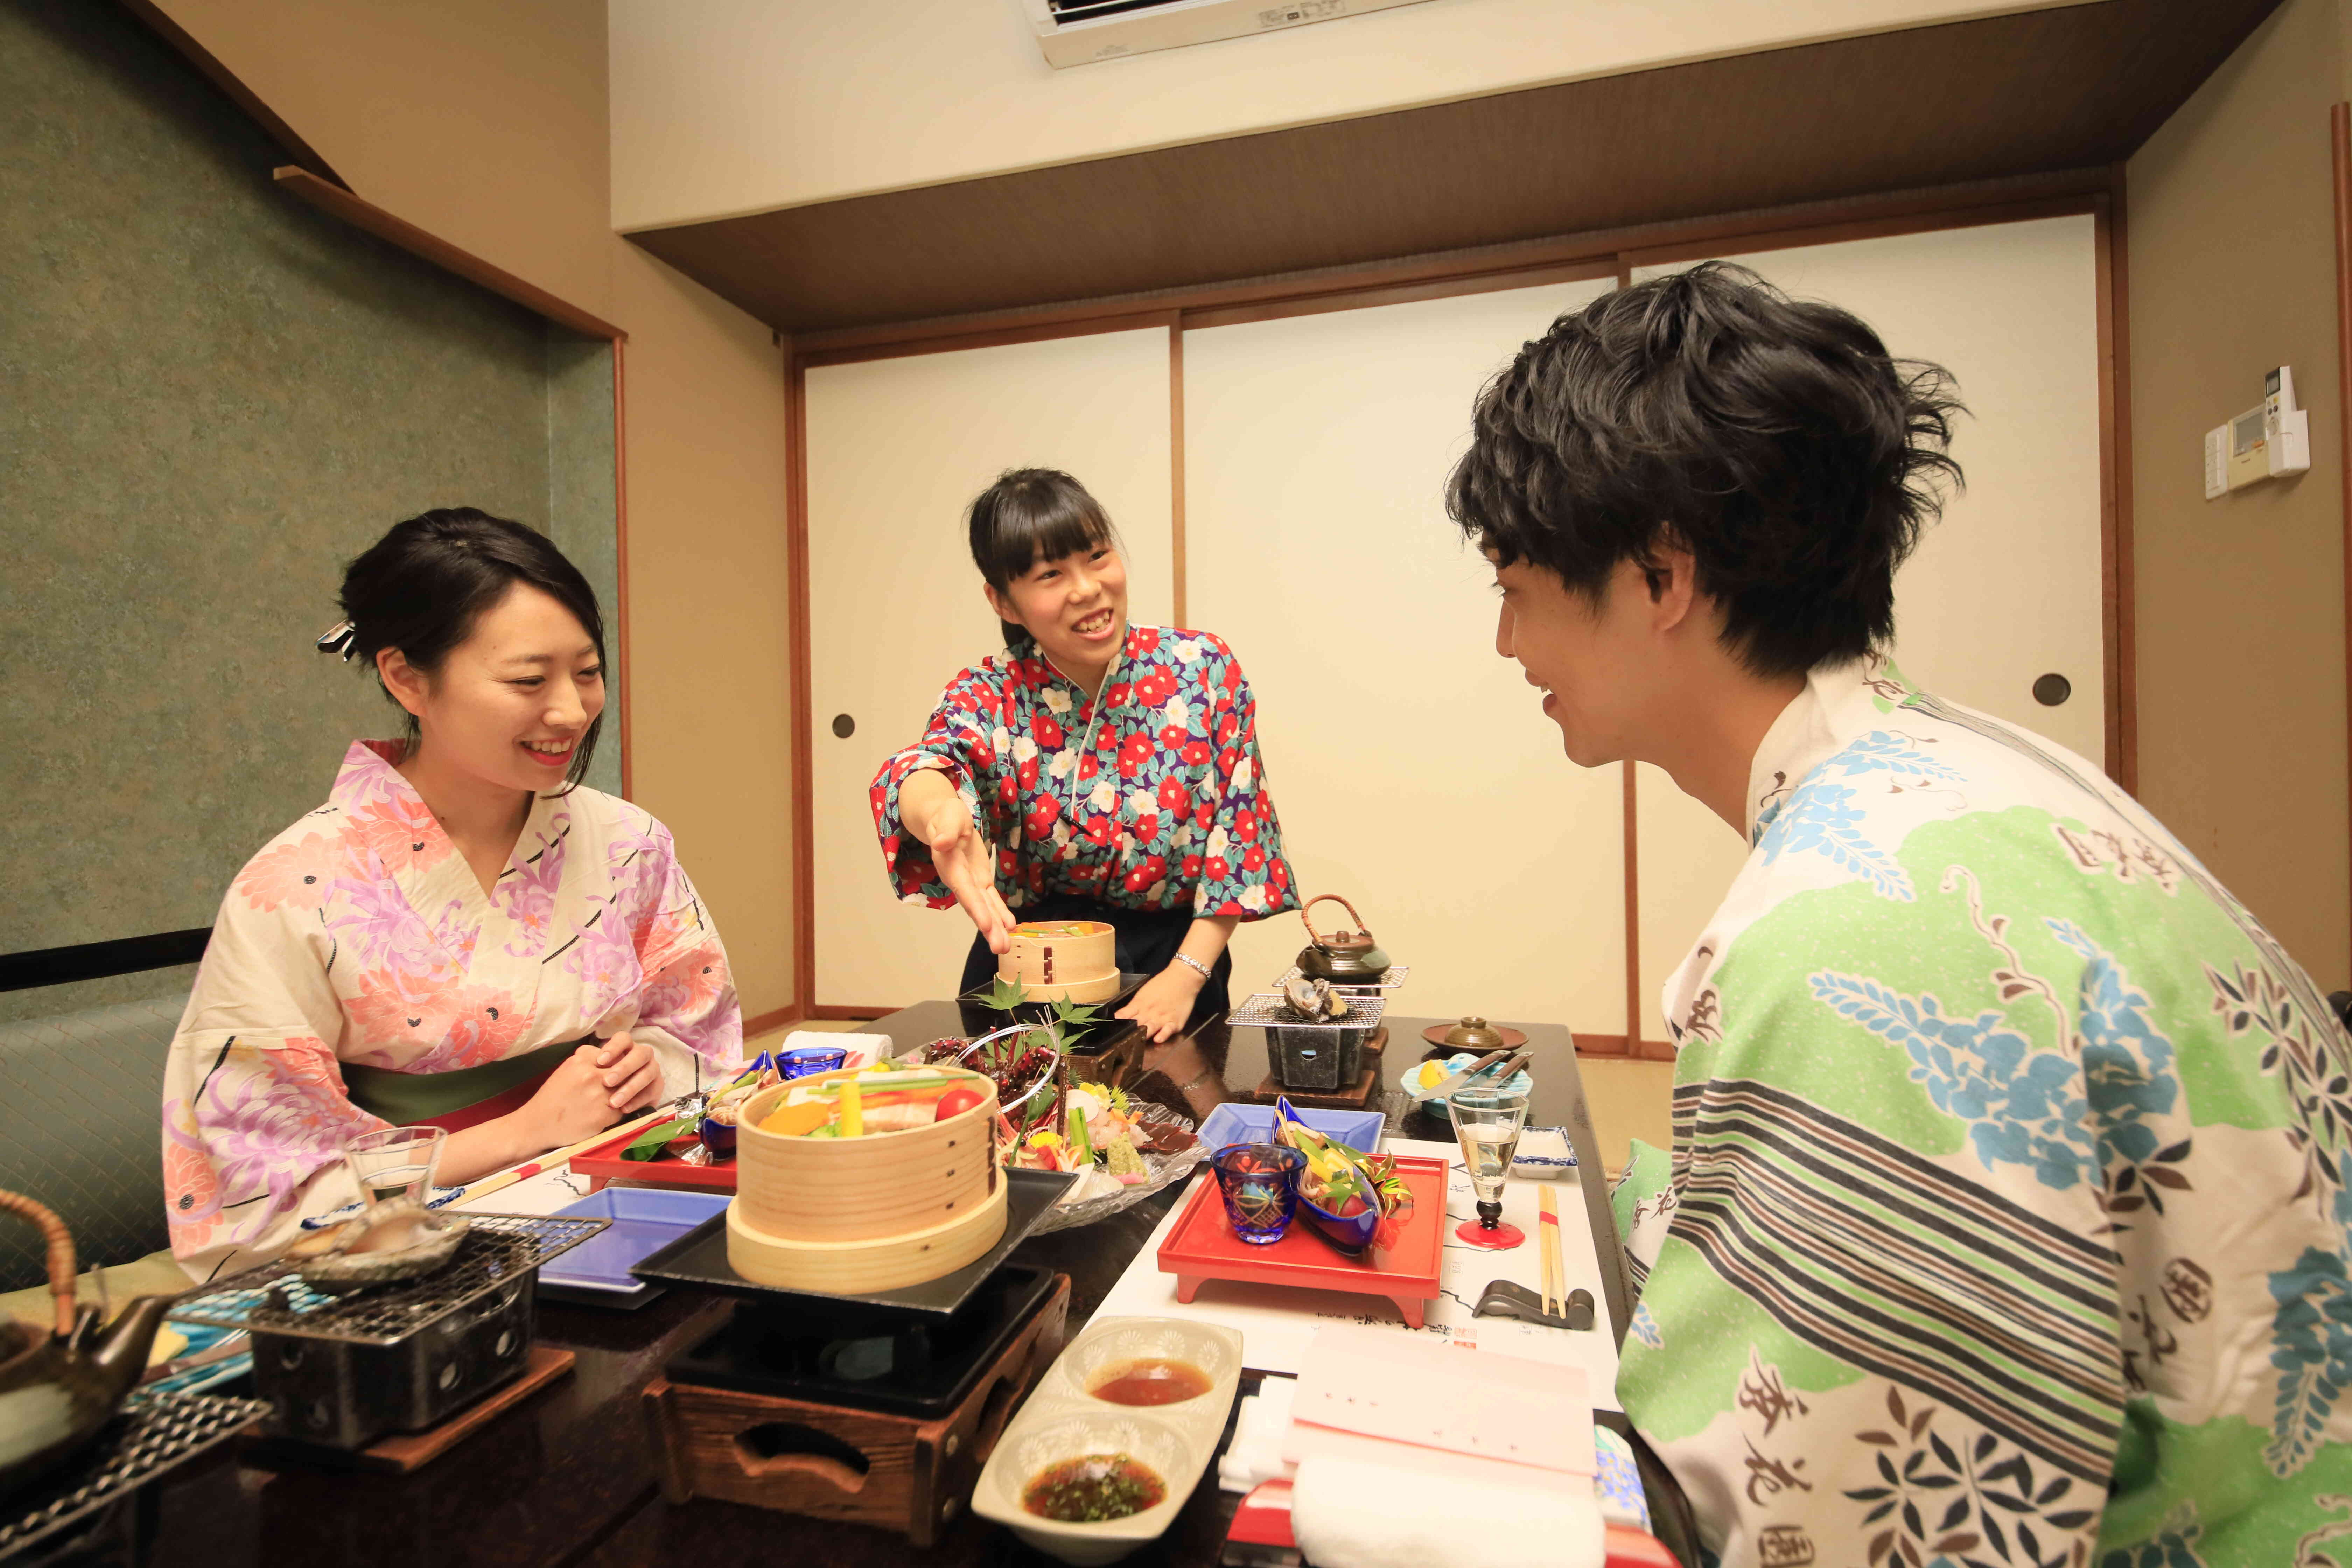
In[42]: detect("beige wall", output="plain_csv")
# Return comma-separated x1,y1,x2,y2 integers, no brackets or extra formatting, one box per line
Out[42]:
2127,0,2351,983
606,0,2094,230
149,0,799,1021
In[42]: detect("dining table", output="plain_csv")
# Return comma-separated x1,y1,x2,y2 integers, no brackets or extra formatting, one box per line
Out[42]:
113,1001,1667,1568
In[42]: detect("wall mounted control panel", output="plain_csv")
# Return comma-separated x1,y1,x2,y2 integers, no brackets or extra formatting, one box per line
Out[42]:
2205,365,2311,499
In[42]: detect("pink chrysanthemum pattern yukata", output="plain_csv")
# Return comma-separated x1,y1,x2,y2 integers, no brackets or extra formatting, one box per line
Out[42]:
161,741,742,1280
869,626,1299,921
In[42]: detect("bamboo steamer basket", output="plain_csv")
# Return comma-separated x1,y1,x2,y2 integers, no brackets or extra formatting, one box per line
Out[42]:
725,1172,1009,1295
727,1066,1009,1292
999,920,1121,1004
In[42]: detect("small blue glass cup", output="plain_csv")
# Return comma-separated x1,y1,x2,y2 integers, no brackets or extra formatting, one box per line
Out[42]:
1212,1143,1305,1245
779,1045,849,1079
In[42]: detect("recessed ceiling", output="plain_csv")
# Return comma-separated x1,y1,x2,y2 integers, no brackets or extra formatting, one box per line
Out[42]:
625,0,2280,336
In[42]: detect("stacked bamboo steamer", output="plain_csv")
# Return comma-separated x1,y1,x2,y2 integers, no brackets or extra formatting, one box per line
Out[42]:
726,1065,1007,1293
998,919,1121,1003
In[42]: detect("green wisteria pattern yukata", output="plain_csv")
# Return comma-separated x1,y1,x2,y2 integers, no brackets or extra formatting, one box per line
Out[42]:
1611,657,2352,1568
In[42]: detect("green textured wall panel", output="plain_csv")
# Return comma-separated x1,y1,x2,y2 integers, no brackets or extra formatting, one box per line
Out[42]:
0,0,622,1020
546,332,623,799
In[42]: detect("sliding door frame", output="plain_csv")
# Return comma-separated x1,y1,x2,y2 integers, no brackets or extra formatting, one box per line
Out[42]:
783,174,2134,1047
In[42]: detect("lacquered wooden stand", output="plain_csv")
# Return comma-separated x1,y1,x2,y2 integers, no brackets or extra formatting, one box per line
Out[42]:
639,1273,1070,1547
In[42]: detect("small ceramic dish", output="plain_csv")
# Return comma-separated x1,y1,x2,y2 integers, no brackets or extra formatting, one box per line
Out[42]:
1510,1125,1580,1178
300,1185,464,1228
1194,1102,1382,1158
975,1412,1199,1565
1407,1052,1535,1115
1294,1186,1381,1255
1050,1317,1244,1407
696,1110,739,1158
973,1317,1242,1565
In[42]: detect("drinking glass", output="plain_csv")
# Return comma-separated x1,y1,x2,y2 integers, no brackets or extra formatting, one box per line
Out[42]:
1212,1143,1305,1245
1449,1087,1530,1250
344,1126,447,1209
780,1045,850,1079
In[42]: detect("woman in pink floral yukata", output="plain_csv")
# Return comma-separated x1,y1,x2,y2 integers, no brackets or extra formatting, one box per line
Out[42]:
162,509,742,1281
873,468,1298,1043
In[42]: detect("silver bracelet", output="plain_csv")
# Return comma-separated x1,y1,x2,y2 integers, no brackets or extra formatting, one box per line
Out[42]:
1170,952,1215,982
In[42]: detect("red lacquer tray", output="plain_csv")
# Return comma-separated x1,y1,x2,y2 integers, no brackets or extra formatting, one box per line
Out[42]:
569,1125,737,1192
1157,1155,1447,1328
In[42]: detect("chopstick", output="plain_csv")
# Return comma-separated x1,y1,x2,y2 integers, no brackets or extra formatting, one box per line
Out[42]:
1539,1185,1563,1322
455,1106,673,1205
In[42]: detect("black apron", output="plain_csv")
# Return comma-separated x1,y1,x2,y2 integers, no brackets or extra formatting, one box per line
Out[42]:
958,892,1232,1031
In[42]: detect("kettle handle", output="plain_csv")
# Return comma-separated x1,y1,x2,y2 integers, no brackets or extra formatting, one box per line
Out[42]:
0,1190,79,1338
1300,893,1371,944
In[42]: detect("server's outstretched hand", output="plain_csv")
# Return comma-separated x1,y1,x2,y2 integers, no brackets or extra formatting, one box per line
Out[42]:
925,796,1015,954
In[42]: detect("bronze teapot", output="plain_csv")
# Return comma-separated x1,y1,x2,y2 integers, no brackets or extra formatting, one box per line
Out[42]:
0,1190,176,1498
1295,894,1392,985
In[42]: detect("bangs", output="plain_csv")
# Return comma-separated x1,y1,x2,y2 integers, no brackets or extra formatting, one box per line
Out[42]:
967,468,1119,590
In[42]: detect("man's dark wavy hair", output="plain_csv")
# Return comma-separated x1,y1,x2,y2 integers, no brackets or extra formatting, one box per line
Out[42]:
1446,262,1965,678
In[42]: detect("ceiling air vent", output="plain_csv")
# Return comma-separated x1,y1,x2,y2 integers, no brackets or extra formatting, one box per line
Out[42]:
1024,0,1435,69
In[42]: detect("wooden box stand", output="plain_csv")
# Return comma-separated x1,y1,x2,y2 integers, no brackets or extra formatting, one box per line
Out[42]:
640,1273,1071,1547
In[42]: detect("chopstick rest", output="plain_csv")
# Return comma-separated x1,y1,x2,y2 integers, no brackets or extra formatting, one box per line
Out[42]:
1474,1279,1595,1331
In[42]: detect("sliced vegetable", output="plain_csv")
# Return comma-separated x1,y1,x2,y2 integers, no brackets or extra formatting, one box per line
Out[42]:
763,1099,833,1137
838,1078,864,1138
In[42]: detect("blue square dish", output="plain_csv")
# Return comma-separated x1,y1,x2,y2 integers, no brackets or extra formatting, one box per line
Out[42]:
541,1188,732,1293
1195,1102,1383,1158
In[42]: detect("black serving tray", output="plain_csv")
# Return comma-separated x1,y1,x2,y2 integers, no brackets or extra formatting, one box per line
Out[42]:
665,1262,1062,1418
629,1167,1078,1321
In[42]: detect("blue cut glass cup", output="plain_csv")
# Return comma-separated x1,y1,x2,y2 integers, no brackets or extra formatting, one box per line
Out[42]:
779,1045,849,1079
1212,1143,1305,1245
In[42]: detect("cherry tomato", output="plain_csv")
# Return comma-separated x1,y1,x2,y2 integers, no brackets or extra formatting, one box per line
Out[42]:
935,1087,985,1122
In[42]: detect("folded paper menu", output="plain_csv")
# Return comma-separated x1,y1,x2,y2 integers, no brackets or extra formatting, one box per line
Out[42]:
1287,1324,1596,1478
1283,1327,1605,1568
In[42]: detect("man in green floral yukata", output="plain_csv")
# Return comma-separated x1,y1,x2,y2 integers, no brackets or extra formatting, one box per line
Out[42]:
1446,262,2352,1568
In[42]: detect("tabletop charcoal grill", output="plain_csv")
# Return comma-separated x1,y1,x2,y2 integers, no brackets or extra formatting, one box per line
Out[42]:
166,1213,606,1450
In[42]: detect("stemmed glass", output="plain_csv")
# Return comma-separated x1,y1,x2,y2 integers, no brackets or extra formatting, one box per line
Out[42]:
1448,1086,1529,1250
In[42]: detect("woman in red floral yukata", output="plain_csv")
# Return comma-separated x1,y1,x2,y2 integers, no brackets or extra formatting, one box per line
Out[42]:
872,468,1298,1042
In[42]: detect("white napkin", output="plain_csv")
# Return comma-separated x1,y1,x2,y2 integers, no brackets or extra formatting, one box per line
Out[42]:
778,1030,891,1068
1218,1377,1300,1493
1289,1453,1605,1568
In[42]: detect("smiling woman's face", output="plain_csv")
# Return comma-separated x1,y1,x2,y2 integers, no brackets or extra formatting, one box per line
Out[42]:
385,582,604,793
988,541,1129,675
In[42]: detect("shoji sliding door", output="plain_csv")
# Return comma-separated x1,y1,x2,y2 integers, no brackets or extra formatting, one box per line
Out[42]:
805,329,1175,1010
1184,277,1630,1036
1628,215,2106,1043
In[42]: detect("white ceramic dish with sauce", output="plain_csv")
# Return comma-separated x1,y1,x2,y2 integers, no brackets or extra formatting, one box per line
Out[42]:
971,1317,1243,1565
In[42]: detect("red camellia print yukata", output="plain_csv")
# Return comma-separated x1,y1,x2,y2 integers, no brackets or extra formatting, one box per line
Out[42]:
871,626,1298,922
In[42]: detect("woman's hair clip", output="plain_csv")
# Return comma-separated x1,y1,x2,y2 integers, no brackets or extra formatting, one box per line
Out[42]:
316,620,359,662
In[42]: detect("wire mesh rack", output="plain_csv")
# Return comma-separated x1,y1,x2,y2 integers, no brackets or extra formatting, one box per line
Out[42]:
164,1214,607,1346
0,1392,271,1558
1272,963,1410,993
1227,991,1386,1030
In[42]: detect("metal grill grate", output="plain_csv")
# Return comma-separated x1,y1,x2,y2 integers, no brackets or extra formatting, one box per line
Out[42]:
0,1392,271,1557
1271,963,1410,993
1228,991,1386,1029
165,1214,606,1346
